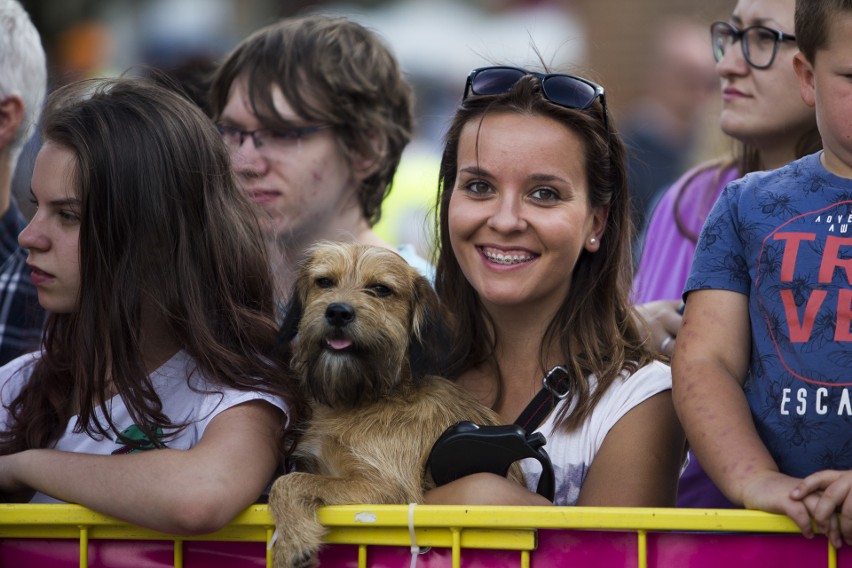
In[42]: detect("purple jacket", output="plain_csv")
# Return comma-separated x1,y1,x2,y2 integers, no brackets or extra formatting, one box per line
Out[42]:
634,164,740,303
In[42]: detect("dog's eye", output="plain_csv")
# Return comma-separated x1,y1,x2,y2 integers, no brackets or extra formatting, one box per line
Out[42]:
367,284,392,297
315,277,335,289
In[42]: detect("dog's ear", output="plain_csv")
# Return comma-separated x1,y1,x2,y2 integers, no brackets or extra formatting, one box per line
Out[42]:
409,275,452,382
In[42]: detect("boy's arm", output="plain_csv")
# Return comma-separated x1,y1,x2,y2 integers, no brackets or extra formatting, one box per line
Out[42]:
673,289,812,533
0,399,283,535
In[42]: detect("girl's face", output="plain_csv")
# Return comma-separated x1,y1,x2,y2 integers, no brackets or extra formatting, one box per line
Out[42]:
716,0,815,160
19,142,82,313
448,111,606,317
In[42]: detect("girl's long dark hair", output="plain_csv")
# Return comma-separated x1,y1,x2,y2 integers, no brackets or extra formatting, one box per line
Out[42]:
434,75,659,431
0,77,301,455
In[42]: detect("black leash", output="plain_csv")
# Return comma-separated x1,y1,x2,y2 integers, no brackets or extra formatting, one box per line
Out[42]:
514,365,571,432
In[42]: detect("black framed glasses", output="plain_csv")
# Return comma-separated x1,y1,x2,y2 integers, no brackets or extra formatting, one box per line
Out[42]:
464,66,608,129
216,123,331,154
711,21,796,70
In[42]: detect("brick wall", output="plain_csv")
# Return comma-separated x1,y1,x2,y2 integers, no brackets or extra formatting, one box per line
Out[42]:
573,0,734,115
572,0,736,163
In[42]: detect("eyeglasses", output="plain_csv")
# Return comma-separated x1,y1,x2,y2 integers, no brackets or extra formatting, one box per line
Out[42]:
711,21,796,70
216,123,331,153
463,66,608,129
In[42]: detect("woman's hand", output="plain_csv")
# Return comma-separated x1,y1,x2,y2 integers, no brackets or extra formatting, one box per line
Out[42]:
636,300,683,356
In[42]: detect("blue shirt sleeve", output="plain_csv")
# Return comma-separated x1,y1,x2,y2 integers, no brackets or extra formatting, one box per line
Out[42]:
683,181,751,300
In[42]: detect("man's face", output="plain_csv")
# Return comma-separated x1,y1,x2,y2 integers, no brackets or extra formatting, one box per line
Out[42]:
217,75,359,245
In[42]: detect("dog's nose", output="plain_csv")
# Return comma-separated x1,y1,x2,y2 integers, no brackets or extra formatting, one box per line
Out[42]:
325,303,355,327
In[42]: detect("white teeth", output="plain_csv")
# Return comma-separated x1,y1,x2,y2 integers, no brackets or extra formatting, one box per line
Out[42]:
482,250,535,265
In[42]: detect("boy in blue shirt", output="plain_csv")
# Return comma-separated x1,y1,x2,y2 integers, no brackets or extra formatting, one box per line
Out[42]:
673,0,852,549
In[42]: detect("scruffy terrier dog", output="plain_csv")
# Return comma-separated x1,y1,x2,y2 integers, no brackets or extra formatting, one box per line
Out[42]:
269,242,521,567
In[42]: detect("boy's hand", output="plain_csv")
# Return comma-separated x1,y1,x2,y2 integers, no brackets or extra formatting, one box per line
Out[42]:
792,470,852,548
742,470,813,537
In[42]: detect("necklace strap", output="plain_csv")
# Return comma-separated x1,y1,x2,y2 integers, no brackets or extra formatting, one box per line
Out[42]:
514,365,571,432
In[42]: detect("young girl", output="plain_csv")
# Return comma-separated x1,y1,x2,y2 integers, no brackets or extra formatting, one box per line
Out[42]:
425,67,684,507
0,77,298,534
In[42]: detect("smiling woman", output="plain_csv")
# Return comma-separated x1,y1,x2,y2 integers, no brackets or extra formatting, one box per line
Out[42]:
425,68,685,507
448,111,604,315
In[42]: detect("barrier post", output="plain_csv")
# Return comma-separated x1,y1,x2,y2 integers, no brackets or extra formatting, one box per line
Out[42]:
828,538,837,568
637,529,647,568
451,527,461,568
78,525,88,568
265,526,274,568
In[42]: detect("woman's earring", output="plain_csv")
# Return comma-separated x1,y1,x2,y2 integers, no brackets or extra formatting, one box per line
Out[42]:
589,237,597,245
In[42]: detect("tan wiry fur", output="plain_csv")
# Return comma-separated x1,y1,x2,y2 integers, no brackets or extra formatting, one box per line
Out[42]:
269,242,522,567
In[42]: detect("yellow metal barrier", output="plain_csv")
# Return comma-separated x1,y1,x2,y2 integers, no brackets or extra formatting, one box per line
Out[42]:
0,504,840,568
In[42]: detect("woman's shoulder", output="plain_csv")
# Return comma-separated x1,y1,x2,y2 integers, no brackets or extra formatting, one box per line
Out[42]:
628,360,672,384
0,351,40,406
673,160,740,198
642,160,739,240
562,362,672,445
0,352,40,382
603,361,672,403
154,351,289,422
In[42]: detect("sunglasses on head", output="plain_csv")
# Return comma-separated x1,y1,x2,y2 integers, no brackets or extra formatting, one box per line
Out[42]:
463,66,609,129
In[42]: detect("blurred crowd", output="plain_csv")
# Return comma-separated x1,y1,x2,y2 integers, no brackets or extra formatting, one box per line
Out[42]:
17,0,729,256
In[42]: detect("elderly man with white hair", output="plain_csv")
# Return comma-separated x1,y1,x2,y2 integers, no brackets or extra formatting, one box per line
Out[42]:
0,0,47,364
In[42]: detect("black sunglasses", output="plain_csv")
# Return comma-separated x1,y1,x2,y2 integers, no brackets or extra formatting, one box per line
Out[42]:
463,66,608,129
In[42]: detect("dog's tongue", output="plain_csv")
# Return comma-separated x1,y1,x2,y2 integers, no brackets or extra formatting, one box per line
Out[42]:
326,338,353,350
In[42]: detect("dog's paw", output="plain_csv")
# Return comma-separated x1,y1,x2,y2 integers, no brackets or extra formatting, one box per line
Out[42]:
273,537,320,568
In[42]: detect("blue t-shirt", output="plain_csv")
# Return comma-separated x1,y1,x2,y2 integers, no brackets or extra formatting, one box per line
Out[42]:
685,152,852,478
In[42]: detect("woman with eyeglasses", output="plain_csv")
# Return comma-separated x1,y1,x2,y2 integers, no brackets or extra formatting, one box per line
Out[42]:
633,0,819,508
423,67,685,507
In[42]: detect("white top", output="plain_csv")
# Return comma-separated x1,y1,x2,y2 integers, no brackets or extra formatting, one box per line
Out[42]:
0,350,288,504
520,360,672,505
